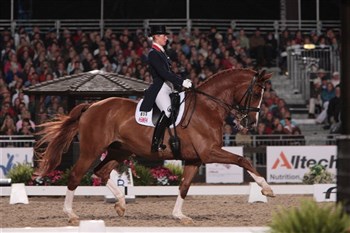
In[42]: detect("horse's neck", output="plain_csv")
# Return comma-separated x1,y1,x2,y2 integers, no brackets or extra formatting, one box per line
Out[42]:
195,70,249,120
199,70,249,104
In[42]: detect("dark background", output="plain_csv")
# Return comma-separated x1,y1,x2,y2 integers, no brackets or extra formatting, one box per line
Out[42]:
0,0,340,20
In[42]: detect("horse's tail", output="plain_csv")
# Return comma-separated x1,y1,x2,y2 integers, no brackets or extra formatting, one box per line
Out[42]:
35,103,91,176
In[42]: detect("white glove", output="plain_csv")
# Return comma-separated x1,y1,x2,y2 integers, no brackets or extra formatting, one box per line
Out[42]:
182,79,192,88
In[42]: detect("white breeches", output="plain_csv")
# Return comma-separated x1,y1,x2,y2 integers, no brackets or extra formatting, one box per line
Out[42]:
316,101,329,124
155,83,172,117
309,97,321,114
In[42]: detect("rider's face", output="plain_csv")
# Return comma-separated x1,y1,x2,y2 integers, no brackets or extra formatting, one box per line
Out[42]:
154,34,168,46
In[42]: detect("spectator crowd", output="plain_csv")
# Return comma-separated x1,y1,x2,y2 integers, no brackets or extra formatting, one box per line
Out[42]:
0,25,341,139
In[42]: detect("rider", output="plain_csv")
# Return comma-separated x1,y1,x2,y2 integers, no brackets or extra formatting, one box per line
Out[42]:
140,25,192,152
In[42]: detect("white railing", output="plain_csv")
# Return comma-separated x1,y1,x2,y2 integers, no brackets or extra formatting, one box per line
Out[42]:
0,185,314,196
0,18,340,36
286,45,341,100
0,135,36,148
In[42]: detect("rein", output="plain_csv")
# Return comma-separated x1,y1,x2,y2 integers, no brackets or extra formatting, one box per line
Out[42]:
181,75,261,128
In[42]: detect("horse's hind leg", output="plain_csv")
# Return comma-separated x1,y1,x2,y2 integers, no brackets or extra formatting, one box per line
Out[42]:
209,147,275,197
172,162,200,224
93,152,128,217
63,189,79,224
63,151,100,224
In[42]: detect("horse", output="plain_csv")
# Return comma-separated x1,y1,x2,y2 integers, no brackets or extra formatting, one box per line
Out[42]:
35,68,275,224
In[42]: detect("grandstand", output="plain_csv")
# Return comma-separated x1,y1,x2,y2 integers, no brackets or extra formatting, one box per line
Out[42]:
0,17,341,178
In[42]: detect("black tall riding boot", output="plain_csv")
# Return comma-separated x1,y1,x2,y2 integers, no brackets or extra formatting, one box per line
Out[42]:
151,111,169,152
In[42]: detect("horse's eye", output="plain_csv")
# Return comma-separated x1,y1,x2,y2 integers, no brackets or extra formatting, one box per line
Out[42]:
253,92,261,99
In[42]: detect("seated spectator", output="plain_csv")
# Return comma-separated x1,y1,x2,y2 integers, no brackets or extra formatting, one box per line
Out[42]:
4,52,23,83
330,72,340,87
1,41,16,64
17,118,34,135
100,55,117,72
238,28,250,52
264,32,277,67
264,80,274,93
249,28,266,68
12,90,30,109
316,82,335,124
16,110,35,132
261,112,274,134
283,117,301,135
251,122,266,136
0,100,16,120
223,123,233,146
311,68,327,86
258,101,269,119
308,78,322,118
0,113,16,135
280,110,297,127
57,105,67,115
272,123,285,134
37,110,49,124
53,61,68,78
326,85,341,132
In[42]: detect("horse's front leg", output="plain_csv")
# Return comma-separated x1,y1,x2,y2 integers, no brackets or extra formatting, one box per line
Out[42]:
246,170,275,197
209,147,275,197
172,162,200,225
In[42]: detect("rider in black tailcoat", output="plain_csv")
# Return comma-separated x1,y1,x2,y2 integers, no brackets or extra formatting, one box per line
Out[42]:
140,25,192,152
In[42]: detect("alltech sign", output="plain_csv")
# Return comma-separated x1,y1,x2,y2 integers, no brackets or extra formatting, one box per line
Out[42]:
267,146,337,183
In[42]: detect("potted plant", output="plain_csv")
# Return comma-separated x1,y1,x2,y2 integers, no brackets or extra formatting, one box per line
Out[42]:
269,199,350,233
303,164,336,202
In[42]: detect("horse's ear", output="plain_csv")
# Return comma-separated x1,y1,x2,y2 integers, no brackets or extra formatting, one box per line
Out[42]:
257,70,266,79
258,70,272,83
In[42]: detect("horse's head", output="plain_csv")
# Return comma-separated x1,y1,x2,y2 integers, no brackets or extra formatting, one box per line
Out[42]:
233,70,272,130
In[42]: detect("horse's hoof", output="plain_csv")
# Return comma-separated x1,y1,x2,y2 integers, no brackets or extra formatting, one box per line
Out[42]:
179,217,194,225
261,188,276,197
114,202,126,217
68,217,80,225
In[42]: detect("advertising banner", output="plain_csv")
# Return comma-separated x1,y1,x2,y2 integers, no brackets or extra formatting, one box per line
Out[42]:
267,146,337,183
0,148,34,179
206,147,244,183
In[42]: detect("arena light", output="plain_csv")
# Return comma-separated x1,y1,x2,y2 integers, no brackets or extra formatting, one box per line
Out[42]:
304,44,316,50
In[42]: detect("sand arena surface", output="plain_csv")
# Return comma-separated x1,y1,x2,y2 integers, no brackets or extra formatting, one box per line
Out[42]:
0,194,330,228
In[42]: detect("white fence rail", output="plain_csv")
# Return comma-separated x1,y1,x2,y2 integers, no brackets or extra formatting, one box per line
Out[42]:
0,18,340,36
0,185,314,197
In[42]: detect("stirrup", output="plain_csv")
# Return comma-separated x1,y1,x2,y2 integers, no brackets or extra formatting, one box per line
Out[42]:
151,140,166,152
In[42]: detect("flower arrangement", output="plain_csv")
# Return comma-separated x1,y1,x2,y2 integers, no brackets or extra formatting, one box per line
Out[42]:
118,158,183,186
151,166,179,186
7,160,182,186
302,164,335,184
29,170,64,186
7,165,102,186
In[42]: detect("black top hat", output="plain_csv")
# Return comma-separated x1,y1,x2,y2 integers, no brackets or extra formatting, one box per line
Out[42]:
150,25,168,36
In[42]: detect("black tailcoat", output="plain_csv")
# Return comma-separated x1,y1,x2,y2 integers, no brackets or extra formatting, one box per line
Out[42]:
140,45,184,111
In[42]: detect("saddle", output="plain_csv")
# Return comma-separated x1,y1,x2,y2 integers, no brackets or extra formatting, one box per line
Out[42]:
135,92,185,127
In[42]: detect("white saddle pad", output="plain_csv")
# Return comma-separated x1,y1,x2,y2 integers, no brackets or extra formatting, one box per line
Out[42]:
135,92,185,128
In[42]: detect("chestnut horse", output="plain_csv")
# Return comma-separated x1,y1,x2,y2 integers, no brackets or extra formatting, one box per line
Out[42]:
36,68,275,224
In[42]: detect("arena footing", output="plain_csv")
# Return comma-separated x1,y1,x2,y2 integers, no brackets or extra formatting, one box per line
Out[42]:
2,226,269,233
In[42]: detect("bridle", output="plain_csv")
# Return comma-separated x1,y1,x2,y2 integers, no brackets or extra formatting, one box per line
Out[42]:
234,75,263,126
181,74,264,128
